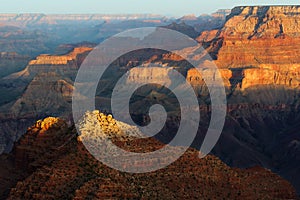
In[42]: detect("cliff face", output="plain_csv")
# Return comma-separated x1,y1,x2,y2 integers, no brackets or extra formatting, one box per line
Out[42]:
197,6,300,90
223,6,300,38
0,115,297,199
13,117,69,170
187,67,232,87
190,6,300,195
126,66,180,85
28,47,92,66
0,47,91,154
117,7,300,195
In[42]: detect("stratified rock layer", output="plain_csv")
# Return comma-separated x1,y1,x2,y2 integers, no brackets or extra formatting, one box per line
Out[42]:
29,47,92,65
0,47,92,154
199,6,300,90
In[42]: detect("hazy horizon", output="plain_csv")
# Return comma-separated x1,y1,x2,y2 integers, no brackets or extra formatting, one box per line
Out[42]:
0,0,299,17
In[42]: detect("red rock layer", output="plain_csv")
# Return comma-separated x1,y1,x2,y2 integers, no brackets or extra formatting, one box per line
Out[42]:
198,6,300,90
0,117,296,199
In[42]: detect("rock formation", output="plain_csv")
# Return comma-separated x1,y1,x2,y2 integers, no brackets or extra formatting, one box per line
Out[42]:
0,6,300,197
0,14,165,27
108,6,300,195
13,117,69,170
0,47,92,154
77,110,143,142
0,52,30,78
126,65,178,85
28,47,92,66
178,9,230,33
162,22,200,38
188,6,300,195
197,6,300,90
0,114,297,199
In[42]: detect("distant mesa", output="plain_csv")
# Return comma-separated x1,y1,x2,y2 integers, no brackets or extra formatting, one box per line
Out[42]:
29,47,92,66
0,13,165,26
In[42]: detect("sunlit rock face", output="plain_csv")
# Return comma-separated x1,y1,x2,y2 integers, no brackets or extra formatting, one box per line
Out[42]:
126,66,173,85
77,110,143,142
28,47,92,66
223,6,300,38
197,6,300,90
13,117,68,170
190,6,300,195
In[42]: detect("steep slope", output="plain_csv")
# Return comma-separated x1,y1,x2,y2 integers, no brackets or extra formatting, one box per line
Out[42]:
0,6,300,196
0,113,297,199
198,6,300,90
96,6,300,194
0,25,53,56
162,22,200,38
192,6,300,194
0,52,30,78
0,47,92,154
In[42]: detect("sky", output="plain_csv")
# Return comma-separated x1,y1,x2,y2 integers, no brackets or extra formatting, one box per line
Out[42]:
0,0,299,16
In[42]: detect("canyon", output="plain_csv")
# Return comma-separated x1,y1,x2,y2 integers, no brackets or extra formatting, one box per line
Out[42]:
0,12,225,57
0,46,92,154
91,6,300,194
0,5,300,198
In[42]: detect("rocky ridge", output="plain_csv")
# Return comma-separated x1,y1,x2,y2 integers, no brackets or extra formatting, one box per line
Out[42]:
77,110,143,141
28,47,93,66
0,14,165,26
0,114,297,199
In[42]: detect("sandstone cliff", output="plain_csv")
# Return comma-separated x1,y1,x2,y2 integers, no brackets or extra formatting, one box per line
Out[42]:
197,6,300,90
28,47,92,66
0,47,91,154
117,7,300,195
